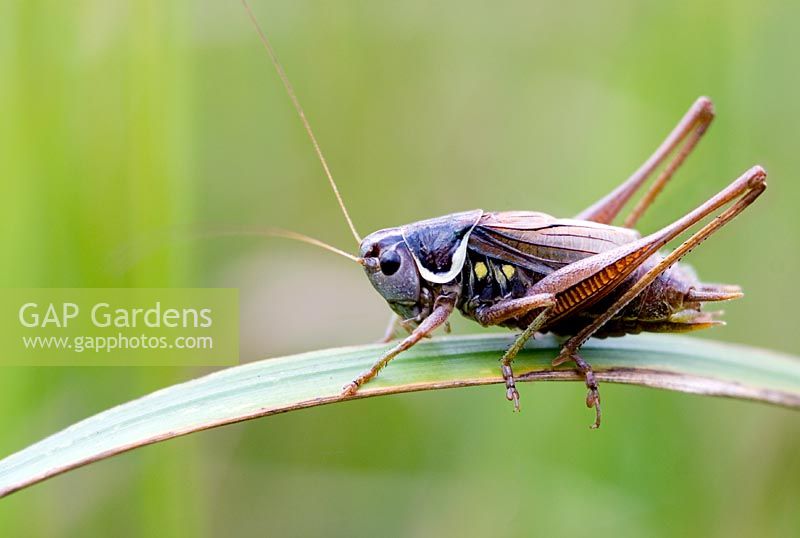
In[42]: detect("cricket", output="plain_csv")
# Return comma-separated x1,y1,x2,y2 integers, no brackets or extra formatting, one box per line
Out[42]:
241,1,766,428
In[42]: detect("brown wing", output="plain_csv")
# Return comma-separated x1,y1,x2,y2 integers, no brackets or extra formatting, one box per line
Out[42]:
469,211,640,274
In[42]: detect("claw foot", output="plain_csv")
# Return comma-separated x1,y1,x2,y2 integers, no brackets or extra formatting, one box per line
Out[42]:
501,363,521,412
341,380,360,397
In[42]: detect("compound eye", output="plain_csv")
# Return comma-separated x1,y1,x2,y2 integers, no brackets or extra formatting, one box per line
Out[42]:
378,249,402,276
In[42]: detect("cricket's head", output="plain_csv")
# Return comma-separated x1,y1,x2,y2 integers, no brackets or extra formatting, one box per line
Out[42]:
360,210,484,321
360,228,424,320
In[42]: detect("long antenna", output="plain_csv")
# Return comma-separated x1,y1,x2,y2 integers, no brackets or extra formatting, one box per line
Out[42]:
240,0,363,245
207,227,364,264
105,226,363,276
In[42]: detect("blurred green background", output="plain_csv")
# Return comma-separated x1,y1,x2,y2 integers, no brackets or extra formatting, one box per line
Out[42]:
1,0,799,536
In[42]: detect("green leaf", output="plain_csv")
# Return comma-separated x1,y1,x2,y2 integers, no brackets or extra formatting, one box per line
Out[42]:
1,333,799,498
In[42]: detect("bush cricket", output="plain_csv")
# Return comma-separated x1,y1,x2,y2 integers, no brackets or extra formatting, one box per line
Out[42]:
241,1,766,428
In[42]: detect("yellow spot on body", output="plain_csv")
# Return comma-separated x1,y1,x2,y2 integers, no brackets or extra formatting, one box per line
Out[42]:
475,262,489,280
501,264,516,280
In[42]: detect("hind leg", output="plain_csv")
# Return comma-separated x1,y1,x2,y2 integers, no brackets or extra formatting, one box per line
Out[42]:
577,97,715,227
556,167,766,427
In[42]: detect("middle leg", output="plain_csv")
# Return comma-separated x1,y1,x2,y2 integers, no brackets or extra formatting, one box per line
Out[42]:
476,293,556,411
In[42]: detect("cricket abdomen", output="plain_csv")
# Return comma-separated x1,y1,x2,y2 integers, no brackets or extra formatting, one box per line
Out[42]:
546,256,742,337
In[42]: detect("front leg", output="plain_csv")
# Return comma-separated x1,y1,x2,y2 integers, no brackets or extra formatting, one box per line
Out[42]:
377,314,401,343
342,300,454,396
377,314,420,343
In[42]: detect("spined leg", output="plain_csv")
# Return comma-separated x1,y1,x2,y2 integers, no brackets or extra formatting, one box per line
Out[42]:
554,167,766,427
378,313,401,343
577,97,715,227
377,313,419,343
476,293,557,411
499,300,555,411
551,351,602,428
342,300,454,396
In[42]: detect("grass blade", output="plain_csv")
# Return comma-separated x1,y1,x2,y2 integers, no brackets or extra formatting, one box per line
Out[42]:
1,333,799,498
